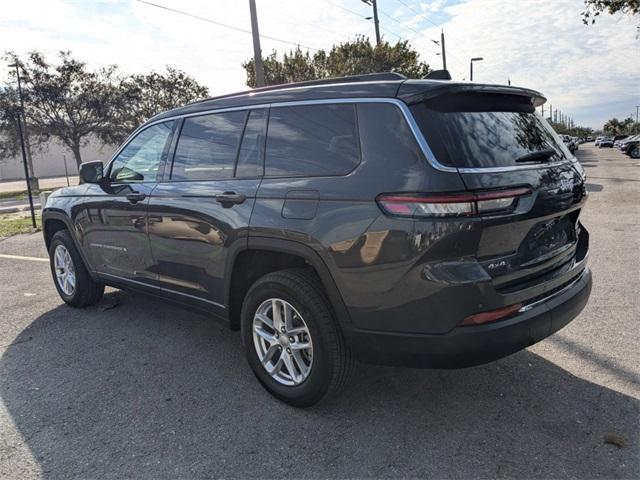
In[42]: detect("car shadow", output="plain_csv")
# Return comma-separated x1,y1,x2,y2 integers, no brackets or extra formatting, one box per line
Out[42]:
1,291,637,479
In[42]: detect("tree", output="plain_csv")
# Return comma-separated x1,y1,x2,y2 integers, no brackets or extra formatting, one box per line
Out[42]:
603,116,639,135
1,51,127,167
120,67,209,134
1,51,209,167
242,36,430,87
582,0,640,24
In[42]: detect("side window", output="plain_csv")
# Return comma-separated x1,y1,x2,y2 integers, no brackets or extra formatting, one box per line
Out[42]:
265,104,360,177
171,110,247,181
109,120,175,183
235,108,267,178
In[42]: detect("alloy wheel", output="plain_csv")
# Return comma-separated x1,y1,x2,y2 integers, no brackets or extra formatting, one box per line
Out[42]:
54,244,76,296
252,298,313,386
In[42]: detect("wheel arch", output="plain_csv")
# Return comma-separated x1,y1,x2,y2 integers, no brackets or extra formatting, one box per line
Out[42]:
224,237,352,331
42,210,99,281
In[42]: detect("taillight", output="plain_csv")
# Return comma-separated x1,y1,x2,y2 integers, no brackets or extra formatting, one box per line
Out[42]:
376,188,531,218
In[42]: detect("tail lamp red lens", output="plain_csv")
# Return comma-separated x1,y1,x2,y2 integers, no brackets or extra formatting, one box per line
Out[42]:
377,188,531,218
460,303,523,326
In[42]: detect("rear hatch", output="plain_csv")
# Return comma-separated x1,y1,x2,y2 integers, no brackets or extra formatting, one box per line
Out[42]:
408,90,588,298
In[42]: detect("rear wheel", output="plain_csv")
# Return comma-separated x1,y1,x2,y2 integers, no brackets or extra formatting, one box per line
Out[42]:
49,230,104,307
241,268,353,407
630,147,640,159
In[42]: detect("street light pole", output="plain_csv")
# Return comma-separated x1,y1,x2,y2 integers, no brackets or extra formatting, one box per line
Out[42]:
10,62,37,191
9,63,37,229
470,57,483,82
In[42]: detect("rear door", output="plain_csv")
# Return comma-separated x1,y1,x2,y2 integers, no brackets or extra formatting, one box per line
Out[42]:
410,92,588,292
146,107,267,311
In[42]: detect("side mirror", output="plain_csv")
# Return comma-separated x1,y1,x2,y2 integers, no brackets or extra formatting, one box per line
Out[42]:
79,160,104,184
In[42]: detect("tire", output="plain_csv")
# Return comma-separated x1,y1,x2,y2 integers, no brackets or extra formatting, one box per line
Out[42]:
630,147,640,159
241,268,353,407
49,229,104,307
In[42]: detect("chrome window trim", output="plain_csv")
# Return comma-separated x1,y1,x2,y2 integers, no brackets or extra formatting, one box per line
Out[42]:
106,97,573,176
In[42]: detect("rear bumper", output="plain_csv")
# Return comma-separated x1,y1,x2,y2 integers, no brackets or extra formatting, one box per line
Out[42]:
344,268,592,368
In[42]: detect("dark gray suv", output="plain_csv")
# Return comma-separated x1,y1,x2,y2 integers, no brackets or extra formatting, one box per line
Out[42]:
42,72,592,407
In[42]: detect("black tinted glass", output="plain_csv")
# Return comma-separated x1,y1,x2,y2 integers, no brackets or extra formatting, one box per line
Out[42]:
236,109,267,178
265,104,359,177
172,111,247,180
110,121,175,182
411,94,571,168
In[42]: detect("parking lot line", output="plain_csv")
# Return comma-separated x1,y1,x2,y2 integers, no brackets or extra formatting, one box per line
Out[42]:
0,253,49,263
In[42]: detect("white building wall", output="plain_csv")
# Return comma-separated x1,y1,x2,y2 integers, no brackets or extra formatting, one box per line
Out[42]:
0,136,117,180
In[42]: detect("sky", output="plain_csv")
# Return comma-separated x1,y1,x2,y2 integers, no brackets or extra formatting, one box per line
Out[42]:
0,0,638,129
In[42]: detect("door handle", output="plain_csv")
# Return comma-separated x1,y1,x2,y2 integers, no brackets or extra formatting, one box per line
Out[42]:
126,192,147,204
216,192,246,207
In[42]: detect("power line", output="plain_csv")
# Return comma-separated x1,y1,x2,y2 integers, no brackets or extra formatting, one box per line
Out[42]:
323,0,368,19
394,0,441,29
323,0,405,41
391,0,476,72
135,0,320,51
265,5,352,41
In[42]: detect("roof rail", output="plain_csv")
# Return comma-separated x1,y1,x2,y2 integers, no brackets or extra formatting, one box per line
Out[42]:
248,72,407,93
187,72,407,107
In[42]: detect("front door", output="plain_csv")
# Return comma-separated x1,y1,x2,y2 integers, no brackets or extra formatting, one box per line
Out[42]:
147,108,267,310
79,120,176,285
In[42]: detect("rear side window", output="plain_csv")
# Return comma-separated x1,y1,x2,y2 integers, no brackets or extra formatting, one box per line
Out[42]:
265,104,359,177
171,110,247,180
236,108,267,178
411,93,572,169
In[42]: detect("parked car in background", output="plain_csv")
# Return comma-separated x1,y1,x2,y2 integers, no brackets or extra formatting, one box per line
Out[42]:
621,135,640,158
561,134,578,152
595,136,604,146
41,73,592,406
613,135,629,148
599,136,614,148
586,136,593,142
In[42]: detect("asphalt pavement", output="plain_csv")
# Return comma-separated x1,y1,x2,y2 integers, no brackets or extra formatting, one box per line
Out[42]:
0,144,638,479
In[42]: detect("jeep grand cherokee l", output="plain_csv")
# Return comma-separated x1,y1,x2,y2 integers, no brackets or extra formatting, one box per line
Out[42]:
42,72,592,407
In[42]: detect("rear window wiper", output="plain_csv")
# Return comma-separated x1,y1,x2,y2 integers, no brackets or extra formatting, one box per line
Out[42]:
515,148,557,163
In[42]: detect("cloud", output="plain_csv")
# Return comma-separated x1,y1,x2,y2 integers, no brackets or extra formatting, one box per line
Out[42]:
408,0,639,128
0,0,371,93
0,0,637,128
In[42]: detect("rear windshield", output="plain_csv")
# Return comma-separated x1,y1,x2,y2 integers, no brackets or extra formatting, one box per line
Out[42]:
410,93,572,169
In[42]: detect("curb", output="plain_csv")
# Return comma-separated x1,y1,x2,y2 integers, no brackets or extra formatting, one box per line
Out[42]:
0,204,42,214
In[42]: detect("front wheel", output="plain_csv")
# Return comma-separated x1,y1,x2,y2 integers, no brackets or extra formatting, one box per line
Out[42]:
630,147,640,159
49,230,104,307
241,269,353,407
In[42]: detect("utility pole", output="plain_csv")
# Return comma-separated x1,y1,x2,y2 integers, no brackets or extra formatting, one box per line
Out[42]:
362,0,381,45
248,0,265,87
440,30,447,70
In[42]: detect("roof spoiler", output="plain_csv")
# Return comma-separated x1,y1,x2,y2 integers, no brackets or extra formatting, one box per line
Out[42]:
399,83,547,108
423,70,452,80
